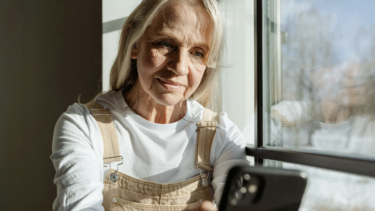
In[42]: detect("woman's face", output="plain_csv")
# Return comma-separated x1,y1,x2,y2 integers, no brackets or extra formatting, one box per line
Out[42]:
131,2,213,106
310,61,368,107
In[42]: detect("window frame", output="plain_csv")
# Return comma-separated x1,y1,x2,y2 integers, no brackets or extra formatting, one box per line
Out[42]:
248,0,375,178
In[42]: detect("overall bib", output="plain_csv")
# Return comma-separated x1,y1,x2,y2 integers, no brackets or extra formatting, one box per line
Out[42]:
85,102,218,211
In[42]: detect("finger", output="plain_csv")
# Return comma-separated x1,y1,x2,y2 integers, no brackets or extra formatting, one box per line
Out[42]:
198,201,217,211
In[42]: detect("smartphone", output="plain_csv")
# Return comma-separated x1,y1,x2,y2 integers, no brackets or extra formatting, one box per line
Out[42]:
219,165,307,211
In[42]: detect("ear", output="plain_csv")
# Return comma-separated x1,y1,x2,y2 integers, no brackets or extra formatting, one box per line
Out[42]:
131,43,138,59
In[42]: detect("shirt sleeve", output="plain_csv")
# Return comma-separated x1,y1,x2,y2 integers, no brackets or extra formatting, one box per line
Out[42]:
50,104,104,211
210,112,249,205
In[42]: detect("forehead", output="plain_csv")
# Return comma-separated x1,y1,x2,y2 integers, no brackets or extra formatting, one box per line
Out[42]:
146,2,213,48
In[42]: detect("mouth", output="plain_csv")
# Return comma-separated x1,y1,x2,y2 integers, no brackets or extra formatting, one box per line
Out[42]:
157,78,185,91
339,83,367,95
341,83,365,90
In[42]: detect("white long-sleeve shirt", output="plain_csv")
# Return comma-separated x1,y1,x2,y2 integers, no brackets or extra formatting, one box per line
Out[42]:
51,90,247,211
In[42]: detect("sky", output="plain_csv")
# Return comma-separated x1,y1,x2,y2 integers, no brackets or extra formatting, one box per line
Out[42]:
281,0,375,25
280,0,375,65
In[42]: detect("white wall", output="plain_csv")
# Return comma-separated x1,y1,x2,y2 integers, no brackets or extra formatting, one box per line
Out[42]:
102,0,142,91
219,0,255,131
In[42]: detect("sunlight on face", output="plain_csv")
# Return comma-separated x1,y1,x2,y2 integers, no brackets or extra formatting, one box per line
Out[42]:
131,2,213,106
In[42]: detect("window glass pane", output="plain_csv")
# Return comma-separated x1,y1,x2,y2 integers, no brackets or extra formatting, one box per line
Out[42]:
263,0,375,157
265,159,375,211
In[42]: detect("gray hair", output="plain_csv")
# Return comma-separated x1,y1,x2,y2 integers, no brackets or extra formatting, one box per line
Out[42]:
110,0,224,110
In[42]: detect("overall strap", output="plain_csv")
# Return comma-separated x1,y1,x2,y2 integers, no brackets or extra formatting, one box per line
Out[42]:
85,102,121,164
195,108,219,171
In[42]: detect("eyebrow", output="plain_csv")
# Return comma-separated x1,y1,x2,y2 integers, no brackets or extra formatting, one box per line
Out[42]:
150,31,210,51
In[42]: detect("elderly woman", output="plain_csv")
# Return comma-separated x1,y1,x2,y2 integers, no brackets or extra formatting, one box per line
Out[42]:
51,0,247,210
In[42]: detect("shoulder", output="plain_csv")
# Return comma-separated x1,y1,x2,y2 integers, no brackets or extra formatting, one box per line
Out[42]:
271,101,312,126
353,115,375,130
55,103,91,128
205,109,247,168
187,99,241,132
214,111,246,147
56,90,121,121
197,103,245,147
52,103,93,158
53,103,92,141
94,90,125,111
54,90,124,134
52,92,118,152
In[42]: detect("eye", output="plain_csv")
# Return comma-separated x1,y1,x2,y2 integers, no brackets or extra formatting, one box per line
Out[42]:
192,51,204,58
160,41,172,48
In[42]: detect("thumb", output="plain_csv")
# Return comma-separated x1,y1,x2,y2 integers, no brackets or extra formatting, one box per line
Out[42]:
198,201,218,211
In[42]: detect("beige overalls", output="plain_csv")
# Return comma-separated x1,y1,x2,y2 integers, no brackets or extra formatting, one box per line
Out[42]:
85,102,218,211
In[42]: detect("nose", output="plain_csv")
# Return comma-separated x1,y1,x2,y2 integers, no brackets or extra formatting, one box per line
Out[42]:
167,50,189,76
345,62,364,79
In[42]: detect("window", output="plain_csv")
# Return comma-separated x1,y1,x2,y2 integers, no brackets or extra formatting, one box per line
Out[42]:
264,0,375,157
249,0,375,210
266,160,375,210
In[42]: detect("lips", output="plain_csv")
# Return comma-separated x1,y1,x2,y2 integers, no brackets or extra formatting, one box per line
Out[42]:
340,81,367,90
338,83,367,95
157,78,185,91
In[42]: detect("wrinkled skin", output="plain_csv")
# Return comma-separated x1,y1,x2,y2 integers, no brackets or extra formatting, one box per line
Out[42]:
126,1,213,124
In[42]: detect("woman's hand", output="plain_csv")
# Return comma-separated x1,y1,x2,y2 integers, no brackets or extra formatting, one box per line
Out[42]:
194,201,218,211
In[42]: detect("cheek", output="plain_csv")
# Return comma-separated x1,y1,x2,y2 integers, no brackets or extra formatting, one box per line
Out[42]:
188,68,206,91
137,48,164,77
150,48,160,59
139,48,160,68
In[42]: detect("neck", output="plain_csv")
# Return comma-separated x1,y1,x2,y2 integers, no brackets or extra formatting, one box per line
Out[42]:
123,82,186,124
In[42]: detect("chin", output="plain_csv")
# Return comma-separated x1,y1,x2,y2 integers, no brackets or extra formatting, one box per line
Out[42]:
153,94,182,107
340,98,365,108
337,93,366,108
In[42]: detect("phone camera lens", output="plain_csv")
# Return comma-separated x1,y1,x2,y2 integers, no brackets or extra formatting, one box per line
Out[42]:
240,187,247,193
244,174,251,181
248,184,258,194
